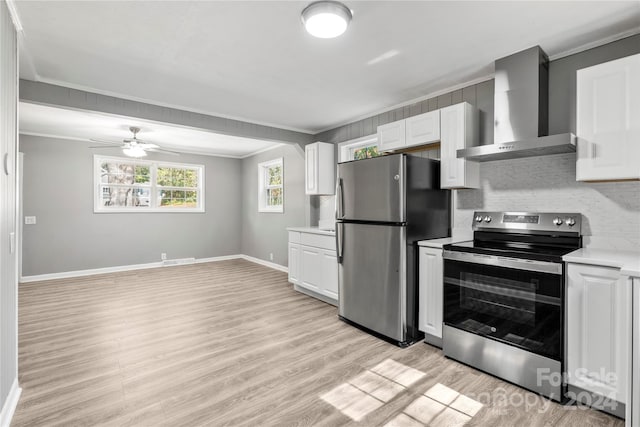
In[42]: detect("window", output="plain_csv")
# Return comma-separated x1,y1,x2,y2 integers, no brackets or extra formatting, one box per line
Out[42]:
258,158,283,213
94,155,204,213
338,135,380,162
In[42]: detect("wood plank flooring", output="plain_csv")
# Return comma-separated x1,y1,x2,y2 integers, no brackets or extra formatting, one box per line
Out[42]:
12,259,624,426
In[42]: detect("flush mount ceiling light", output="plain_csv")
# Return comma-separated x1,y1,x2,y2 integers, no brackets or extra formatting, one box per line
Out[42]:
301,1,352,39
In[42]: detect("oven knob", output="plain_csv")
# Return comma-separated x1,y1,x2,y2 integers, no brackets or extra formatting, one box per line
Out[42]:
475,215,483,222
566,217,576,227
484,216,492,223
553,217,563,226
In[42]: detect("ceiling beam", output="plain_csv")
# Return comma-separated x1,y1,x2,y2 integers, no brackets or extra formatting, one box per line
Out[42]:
19,79,314,151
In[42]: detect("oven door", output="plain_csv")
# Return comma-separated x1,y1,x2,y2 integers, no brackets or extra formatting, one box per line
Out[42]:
443,250,563,361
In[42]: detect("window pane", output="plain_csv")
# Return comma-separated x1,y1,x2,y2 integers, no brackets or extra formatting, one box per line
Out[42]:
135,165,150,184
268,165,282,185
353,145,379,160
101,186,150,207
157,167,172,186
184,169,198,187
267,187,282,207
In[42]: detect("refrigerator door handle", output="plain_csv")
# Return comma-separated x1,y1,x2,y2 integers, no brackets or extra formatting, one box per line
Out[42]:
335,177,344,220
336,222,344,263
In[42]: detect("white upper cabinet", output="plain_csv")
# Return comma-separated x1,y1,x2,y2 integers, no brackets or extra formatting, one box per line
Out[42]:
305,142,335,195
377,110,441,152
406,110,441,146
377,120,406,151
576,53,640,181
440,102,479,189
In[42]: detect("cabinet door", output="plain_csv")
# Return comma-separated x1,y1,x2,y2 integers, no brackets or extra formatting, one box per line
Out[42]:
576,54,640,181
378,120,406,152
321,249,338,300
440,103,479,189
305,143,318,194
288,243,300,285
567,263,630,403
300,246,322,292
418,247,443,339
406,110,440,147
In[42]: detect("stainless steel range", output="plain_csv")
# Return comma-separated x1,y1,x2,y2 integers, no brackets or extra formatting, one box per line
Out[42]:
442,212,582,401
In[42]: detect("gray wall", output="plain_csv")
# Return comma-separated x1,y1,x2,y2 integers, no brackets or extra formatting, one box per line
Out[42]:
240,144,306,267
0,0,18,413
21,135,243,276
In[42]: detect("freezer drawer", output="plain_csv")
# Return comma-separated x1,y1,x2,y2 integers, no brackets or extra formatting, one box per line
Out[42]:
338,222,406,341
337,155,404,223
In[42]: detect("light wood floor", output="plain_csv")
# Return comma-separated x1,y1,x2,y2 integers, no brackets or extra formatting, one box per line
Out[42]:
13,259,623,426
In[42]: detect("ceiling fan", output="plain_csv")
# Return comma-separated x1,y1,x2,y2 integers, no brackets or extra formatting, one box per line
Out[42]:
90,126,180,158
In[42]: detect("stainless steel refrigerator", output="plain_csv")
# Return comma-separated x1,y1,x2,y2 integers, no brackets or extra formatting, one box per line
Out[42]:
336,153,450,346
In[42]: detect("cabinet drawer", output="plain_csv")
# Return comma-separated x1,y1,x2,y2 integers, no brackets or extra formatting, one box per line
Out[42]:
288,231,301,243
300,233,335,251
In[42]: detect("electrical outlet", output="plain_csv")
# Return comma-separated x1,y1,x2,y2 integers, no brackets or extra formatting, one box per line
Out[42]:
25,216,36,225
161,253,167,261
269,253,274,261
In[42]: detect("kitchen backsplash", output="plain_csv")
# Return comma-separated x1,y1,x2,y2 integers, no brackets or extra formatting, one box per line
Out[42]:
453,153,640,251
318,195,336,226
318,150,639,251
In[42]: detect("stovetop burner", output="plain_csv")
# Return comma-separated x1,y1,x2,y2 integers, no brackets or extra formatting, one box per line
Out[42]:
445,211,582,262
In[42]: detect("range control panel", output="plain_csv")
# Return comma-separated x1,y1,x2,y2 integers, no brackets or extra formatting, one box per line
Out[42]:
472,211,581,234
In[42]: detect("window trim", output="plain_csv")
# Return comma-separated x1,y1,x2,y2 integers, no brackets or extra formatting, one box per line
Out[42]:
258,157,284,213
338,134,379,162
94,155,205,213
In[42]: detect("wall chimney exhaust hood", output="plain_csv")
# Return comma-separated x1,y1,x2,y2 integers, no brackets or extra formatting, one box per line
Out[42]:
457,46,576,162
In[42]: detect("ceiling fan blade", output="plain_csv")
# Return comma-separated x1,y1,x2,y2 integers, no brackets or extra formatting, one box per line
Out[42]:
89,138,122,146
146,147,181,156
138,143,159,149
89,145,121,149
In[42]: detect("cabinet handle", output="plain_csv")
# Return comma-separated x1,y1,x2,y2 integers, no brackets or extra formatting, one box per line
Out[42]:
591,142,597,159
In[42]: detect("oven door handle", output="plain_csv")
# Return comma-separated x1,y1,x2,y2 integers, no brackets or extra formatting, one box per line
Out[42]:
442,250,563,275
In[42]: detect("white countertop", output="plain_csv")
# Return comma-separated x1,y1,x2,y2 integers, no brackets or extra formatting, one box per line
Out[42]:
418,235,473,248
287,226,335,236
563,248,640,277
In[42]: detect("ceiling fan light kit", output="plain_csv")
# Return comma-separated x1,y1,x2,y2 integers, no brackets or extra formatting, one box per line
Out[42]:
301,1,352,39
122,145,147,158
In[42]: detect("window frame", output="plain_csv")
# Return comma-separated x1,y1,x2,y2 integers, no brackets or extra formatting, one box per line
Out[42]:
94,155,205,213
257,157,284,213
338,134,379,162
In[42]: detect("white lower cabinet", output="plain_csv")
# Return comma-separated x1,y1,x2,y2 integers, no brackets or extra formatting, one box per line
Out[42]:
566,263,630,408
287,229,338,305
418,246,444,343
288,243,300,285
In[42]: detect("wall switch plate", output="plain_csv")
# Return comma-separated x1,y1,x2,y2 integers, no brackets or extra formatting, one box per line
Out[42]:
161,253,167,261
25,216,36,225
269,253,274,261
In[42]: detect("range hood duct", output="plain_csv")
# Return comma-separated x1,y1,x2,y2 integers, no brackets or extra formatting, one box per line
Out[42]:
458,46,576,162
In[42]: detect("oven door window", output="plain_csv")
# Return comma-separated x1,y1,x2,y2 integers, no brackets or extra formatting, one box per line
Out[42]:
443,259,562,360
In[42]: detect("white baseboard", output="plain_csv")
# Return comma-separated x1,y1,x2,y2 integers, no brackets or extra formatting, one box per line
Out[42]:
19,254,287,283
0,379,21,427
240,255,288,273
